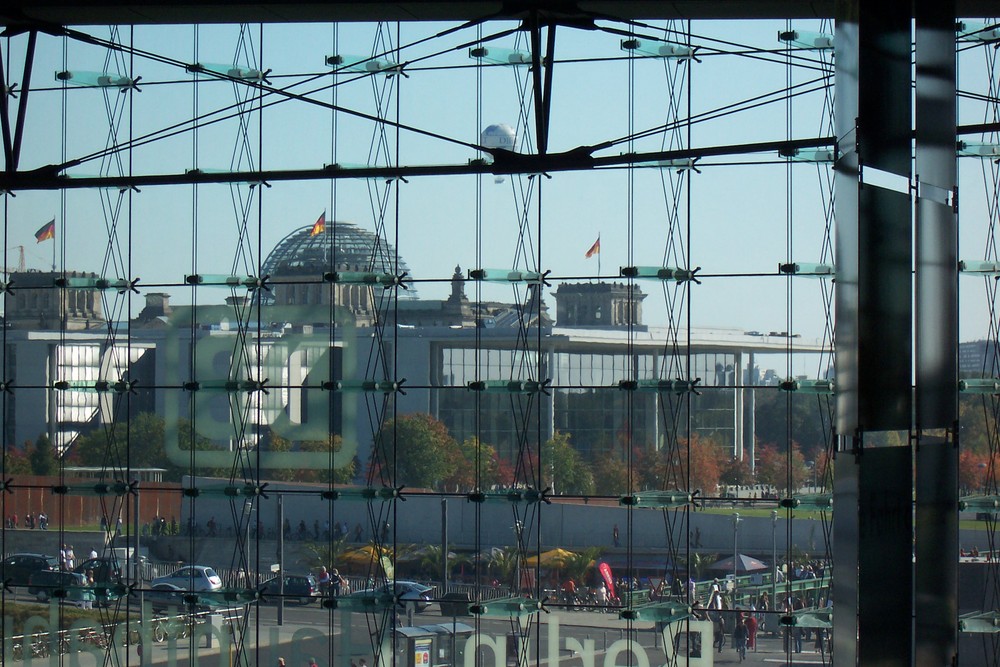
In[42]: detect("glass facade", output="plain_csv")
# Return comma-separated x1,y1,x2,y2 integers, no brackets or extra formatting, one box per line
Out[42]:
0,12,995,667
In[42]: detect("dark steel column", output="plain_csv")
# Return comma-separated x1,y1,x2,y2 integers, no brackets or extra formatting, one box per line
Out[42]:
914,4,958,665
834,0,913,664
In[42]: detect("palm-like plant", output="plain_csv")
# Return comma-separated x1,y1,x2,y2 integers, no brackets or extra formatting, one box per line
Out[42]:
561,547,602,585
488,547,520,585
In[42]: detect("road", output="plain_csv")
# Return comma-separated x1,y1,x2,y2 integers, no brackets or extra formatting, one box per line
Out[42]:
4,594,833,667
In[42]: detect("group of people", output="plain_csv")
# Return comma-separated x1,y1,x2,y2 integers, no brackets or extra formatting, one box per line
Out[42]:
6,510,49,529
276,657,368,667
282,518,368,543
315,566,351,596
141,515,177,537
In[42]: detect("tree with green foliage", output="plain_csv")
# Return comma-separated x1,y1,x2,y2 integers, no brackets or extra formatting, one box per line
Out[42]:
541,431,595,495
260,429,356,483
595,457,632,495
71,412,219,481
30,434,56,476
720,455,754,487
371,413,459,490
561,547,601,585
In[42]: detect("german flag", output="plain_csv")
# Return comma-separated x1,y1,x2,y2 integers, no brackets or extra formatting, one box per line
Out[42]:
585,236,600,258
310,211,326,236
34,219,55,243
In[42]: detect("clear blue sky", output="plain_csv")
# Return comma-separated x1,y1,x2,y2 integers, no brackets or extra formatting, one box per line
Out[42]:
1,18,995,348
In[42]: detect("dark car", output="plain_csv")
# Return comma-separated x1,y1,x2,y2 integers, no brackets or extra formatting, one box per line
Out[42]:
146,582,193,613
74,557,123,586
258,574,320,604
352,581,433,612
28,570,91,604
1,553,59,587
74,557,125,604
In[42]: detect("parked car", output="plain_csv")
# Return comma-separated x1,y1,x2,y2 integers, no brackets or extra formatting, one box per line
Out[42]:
152,565,223,592
146,582,196,613
258,574,321,604
28,570,91,605
352,580,433,612
73,557,127,604
74,557,123,586
1,553,59,587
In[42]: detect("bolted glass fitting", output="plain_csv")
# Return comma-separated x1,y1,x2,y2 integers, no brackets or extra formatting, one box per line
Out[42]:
469,46,531,65
619,490,690,509
620,38,694,59
777,29,834,50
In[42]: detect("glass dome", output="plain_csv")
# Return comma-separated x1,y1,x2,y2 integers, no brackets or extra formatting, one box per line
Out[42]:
262,221,412,278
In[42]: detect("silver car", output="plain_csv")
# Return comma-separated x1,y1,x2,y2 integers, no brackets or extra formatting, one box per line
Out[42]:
152,565,223,592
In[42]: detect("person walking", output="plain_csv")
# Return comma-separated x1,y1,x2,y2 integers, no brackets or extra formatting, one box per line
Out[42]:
713,613,726,653
745,612,758,651
733,617,749,662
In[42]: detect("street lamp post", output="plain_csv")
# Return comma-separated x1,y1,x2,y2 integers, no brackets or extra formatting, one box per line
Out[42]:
771,509,778,630
732,512,741,603
513,520,524,595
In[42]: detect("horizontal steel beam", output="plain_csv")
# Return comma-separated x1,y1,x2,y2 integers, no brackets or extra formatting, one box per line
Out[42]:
3,122,996,192
2,0,999,28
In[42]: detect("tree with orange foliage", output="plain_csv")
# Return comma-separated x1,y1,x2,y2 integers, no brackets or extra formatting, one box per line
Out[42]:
755,443,809,494
685,434,722,495
958,450,990,495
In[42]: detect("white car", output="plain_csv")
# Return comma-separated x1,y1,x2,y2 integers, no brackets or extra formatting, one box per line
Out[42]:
152,566,223,592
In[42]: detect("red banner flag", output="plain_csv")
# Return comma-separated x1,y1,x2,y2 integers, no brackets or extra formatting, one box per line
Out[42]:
310,211,326,236
585,237,600,258
599,561,615,600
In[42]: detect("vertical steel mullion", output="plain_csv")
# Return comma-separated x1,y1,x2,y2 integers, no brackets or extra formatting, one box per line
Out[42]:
914,1,959,665
834,1,914,665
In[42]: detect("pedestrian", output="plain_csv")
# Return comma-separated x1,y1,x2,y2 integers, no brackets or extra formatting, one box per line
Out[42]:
612,524,620,548
89,547,98,560
745,612,758,651
66,545,75,570
137,639,145,666
318,567,331,596
331,568,342,596
733,617,749,662
713,613,726,653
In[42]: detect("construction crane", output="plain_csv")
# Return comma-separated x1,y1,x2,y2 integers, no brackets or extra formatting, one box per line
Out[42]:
2,246,26,273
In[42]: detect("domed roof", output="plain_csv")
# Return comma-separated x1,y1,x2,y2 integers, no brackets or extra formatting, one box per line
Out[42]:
262,221,412,278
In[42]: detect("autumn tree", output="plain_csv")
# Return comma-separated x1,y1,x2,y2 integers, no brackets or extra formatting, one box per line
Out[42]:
959,450,989,495
686,434,722,495
755,443,809,493
442,436,505,492
4,446,31,475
